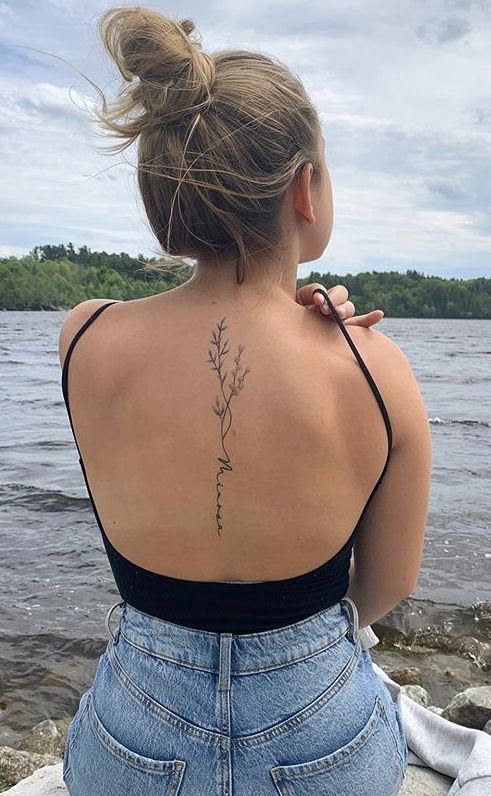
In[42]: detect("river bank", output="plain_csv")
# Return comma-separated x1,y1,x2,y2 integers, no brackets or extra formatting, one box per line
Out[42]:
1,663,490,793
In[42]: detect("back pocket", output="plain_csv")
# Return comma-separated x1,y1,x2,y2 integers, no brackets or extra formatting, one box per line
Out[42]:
64,689,186,796
270,695,404,796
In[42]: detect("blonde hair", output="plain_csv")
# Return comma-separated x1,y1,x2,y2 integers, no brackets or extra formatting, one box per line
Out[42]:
91,5,323,284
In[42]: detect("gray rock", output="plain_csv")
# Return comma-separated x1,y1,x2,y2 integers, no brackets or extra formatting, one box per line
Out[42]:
397,765,453,795
484,718,491,735
427,705,444,716
2,763,67,794
0,749,61,793
11,717,70,765
386,667,423,686
3,762,454,795
441,686,491,730
51,721,70,758
15,721,59,758
401,684,432,707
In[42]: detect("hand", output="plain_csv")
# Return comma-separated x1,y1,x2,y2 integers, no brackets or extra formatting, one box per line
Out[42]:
295,283,384,328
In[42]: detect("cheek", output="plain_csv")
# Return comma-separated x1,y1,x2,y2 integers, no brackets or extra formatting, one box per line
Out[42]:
320,185,333,245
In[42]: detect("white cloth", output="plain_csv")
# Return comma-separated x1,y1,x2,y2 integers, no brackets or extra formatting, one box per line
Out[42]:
359,626,491,796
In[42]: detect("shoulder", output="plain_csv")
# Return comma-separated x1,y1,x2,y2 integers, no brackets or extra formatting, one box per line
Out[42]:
58,298,122,370
342,324,427,446
343,323,412,370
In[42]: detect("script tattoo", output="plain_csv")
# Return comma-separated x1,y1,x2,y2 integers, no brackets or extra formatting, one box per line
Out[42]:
207,318,250,536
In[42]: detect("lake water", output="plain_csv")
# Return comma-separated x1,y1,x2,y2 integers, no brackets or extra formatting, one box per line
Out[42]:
0,311,489,745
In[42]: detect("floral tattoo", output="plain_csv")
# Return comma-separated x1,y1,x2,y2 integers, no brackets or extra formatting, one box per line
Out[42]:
207,318,250,536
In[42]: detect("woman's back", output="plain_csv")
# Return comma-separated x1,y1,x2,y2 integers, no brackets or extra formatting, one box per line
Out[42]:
62,284,393,584
62,285,415,794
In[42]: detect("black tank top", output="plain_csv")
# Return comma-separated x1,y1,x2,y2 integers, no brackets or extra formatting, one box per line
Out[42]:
61,289,392,633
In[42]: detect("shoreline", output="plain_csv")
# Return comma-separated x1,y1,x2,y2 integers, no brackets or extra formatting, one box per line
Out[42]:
1,662,490,793
1,601,489,748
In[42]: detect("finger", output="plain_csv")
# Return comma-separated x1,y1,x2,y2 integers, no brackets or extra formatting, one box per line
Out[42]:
313,284,350,311
296,283,349,309
319,299,355,319
296,282,325,307
345,309,384,327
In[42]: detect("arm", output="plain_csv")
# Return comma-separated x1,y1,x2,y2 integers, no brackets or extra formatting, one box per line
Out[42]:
344,334,432,629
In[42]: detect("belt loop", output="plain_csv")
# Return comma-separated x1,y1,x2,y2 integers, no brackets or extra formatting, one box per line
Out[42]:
218,634,233,693
342,596,360,643
105,600,125,644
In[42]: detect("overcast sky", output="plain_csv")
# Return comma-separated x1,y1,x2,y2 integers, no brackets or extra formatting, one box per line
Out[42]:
1,0,490,278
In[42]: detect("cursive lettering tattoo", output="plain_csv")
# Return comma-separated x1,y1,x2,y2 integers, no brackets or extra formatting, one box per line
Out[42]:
207,318,250,536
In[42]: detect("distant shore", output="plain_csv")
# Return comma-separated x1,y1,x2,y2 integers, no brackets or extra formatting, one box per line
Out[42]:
1,246,490,318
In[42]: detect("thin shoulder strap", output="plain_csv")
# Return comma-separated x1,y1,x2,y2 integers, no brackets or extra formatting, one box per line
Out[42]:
61,301,119,460
312,288,393,457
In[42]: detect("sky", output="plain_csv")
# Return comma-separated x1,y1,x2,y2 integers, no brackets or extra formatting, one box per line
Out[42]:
1,0,490,279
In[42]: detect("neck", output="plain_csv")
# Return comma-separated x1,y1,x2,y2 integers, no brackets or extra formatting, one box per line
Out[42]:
183,247,300,306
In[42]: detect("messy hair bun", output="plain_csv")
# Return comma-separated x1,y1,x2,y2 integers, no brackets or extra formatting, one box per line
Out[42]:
90,4,323,283
98,8,216,128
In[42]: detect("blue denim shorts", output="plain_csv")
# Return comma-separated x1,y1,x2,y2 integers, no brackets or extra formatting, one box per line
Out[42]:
63,596,408,795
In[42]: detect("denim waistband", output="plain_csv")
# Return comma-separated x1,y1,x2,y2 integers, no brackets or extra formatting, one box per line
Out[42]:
104,597,360,674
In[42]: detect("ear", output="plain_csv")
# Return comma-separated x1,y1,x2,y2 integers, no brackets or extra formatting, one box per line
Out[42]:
293,162,316,224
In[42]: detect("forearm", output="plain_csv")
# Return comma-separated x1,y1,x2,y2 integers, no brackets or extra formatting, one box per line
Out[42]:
344,556,409,629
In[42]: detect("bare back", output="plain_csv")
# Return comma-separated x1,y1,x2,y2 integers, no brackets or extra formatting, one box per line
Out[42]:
62,287,393,583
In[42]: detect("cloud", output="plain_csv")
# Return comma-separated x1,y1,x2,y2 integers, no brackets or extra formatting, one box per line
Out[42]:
0,2,14,32
0,0,490,278
417,15,472,43
425,178,471,201
7,80,88,122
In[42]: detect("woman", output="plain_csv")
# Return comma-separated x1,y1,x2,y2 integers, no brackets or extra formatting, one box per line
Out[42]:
59,7,432,795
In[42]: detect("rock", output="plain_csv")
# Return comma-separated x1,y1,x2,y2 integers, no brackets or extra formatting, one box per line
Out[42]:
51,721,71,758
441,686,491,730
401,684,432,707
11,717,70,765
0,748,61,792
397,765,453,795
427,705,444,716
386,667,423,686
2,763,67,794
3,762,454,795
483,719,491,736
15,721,59,758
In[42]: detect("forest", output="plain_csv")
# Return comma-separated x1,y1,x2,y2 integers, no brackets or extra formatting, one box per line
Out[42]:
0,243,489,318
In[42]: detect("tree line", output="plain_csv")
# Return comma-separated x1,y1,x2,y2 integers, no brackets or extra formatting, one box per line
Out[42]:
0,244,489,318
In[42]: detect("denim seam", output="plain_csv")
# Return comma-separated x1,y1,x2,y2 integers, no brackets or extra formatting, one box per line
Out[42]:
106,637,361,748
379,699,406,774
118,629,216,674
270,696,383,780
62,689,91,783
62,744,72,785
107,643,223,744
124,603,219,637
124,601,346,639
235,641,362,749
68,689,91,749
236,631,351,675
87,690,187,777
117,626,351,675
